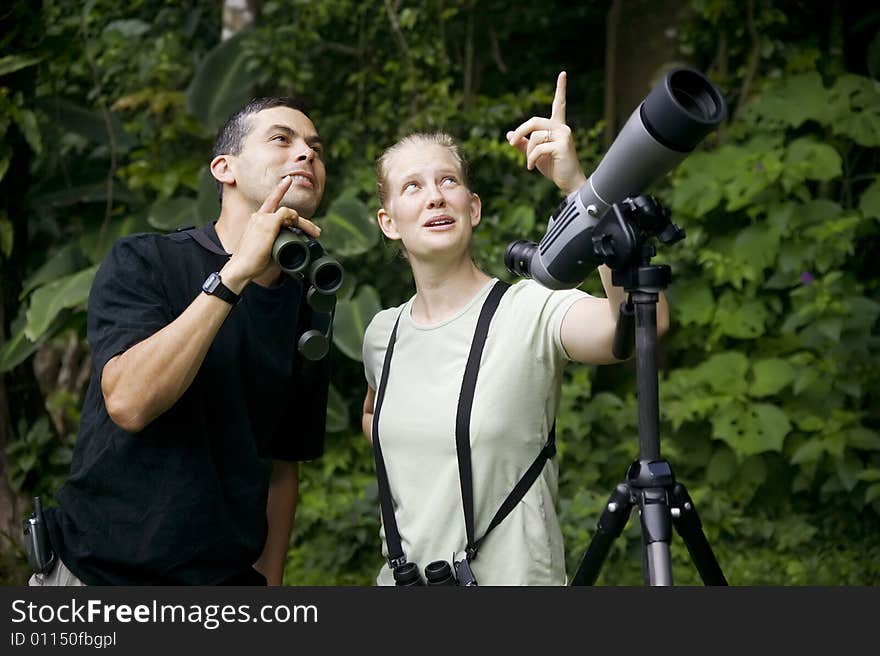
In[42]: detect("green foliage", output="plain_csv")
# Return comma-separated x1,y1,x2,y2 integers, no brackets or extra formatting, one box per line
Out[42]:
6,416,75,503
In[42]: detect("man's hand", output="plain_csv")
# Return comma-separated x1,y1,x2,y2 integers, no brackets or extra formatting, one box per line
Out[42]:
223,176,323,290
506,71,587,196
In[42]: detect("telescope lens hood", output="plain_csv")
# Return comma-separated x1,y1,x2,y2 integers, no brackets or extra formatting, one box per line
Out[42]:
641,68,727,152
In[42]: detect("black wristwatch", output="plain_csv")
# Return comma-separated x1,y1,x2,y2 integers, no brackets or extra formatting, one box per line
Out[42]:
201,272,241,305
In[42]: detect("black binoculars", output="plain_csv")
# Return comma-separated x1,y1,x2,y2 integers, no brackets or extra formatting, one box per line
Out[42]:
273,228,343,361
392,559,477,586
273,228,343,297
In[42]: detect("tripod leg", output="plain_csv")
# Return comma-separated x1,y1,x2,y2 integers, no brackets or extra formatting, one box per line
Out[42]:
670,483,728,585
570,484,632,586
637,487,674,585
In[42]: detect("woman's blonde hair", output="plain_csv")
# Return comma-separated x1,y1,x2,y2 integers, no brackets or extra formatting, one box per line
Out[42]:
375,132,470,207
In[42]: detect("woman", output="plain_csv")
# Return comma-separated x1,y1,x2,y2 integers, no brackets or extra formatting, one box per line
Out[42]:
361,72,669,585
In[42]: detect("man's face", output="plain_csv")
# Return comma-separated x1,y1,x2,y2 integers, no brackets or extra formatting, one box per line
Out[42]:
228,106,326,217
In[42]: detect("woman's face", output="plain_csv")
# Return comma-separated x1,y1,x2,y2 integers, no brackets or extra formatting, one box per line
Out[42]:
378,143,481,261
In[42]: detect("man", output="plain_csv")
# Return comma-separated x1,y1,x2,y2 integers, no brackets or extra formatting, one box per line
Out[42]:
32,97,330,585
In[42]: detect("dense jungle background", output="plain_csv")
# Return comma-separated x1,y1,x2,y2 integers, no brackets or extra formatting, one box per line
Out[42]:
1,0,878,585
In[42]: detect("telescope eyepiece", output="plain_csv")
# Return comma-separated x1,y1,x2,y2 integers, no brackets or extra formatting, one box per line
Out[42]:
641,68,727,152
504,240,538,279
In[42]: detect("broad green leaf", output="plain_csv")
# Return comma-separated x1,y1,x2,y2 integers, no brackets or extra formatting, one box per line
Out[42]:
717,221,782,286
332,285,382,361
325,384,349,433
830,75,880,146
197,167,220,224
0,328,39,373
790,437,826,465
793,413,824,432
35,97,134,152
742,72,832,128
858,178,880,221
797,199,842,226
739,456,768,491
509,204,536,232
0,309,39,373
670,280,714,326
750,358,796,397
24,266,98,341
720,139,784,211
836,454,862,492
695,351,750,395
148,197,200,232
28,160,137,211
713,292,768,339
858,468,880,483
0,55,41,77
19,243,85,298
186,31,253,131
317,193,378,258
79,213,151,264
847,297,880,333
669,153,724,217
706,447,736,484
847,427,880,451
14,108,41,154
836,111,880,148
814,317,843,342
711,401,791,456
784,139,842,182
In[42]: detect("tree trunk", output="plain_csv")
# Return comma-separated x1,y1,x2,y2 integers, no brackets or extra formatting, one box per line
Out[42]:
604,0,694,144
222,0,260,40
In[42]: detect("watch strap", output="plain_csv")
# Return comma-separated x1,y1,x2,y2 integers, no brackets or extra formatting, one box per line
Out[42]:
202,272,240,305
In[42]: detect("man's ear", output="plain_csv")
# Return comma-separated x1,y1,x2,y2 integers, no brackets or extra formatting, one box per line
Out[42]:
210,154,236,186
377,208,401,240
469,192,482,228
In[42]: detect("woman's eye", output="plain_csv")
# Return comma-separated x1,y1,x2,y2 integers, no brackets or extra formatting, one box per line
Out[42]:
441,176,457,186
403,182,418,193
272,135,288,143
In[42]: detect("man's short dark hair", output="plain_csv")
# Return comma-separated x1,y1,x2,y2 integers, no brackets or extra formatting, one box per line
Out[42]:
212,96,310,201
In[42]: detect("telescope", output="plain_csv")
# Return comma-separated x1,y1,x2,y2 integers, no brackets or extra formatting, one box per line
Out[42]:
507,68,732,587
505,67,726,288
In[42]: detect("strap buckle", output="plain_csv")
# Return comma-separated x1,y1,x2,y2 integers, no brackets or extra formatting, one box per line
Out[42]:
388,556,407,570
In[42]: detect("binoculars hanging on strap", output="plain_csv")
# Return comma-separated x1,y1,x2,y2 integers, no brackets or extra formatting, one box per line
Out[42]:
273,228,344,361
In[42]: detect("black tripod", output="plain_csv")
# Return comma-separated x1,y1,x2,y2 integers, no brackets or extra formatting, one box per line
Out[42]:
569,196,727,586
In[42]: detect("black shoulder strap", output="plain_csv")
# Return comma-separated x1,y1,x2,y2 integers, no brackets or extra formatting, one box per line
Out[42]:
371,311,407,566
470,424,556,557
455,280,509,557
452,281,556,561
178,223,231,258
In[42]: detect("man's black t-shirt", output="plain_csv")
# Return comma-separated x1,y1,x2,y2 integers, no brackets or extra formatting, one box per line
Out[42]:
45,224,327,585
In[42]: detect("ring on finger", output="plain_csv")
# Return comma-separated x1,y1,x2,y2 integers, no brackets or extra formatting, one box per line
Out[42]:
543,129,552,143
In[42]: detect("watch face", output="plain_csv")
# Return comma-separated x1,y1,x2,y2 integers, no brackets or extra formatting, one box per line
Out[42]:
202,272,221,294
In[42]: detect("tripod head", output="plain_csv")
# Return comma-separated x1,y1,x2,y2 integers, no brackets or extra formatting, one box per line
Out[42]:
593,195,684,279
